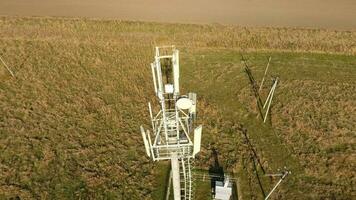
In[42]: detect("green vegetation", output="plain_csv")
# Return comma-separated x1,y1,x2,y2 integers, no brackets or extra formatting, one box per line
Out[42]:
0,16,355,199
183,51,355,199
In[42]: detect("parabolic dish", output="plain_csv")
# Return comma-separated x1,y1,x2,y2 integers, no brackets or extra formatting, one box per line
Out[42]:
176,98,193,110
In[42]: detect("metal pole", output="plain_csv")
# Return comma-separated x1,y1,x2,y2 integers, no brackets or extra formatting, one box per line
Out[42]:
166,170,173,200
263,82,275,109
181,159,187,198
173,49,180,96
263,78,278,123
147,130,155,159
148,102,155,131
0,56,15,77
171,154,181,200
151,63,158,94
264,171,290,200
188,158,192,200
155,55,168,141
259,57,271,91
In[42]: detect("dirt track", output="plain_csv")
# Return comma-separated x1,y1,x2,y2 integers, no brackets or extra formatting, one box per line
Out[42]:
0,0,355,30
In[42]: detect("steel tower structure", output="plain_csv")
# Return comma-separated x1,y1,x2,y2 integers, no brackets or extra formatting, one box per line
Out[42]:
141,46,202,200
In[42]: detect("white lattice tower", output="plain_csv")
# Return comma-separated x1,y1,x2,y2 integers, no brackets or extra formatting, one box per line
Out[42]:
140,46,202,200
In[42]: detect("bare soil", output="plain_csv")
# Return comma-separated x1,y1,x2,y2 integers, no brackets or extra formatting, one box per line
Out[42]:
0,0,356,30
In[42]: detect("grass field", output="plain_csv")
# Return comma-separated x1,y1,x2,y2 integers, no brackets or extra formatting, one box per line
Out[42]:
0,16,355,199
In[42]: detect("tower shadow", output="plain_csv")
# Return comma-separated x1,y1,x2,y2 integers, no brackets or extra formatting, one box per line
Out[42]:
209,148,224,195
240,127,266,174
240,127,267,198
241,57,264,120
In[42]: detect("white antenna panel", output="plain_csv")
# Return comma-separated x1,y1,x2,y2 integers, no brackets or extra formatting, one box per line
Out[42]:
188,93,197,104
151,63,158,94
188,93,197,115
173,50,180,94
193,125,202,156
140,126,151,157
189,104,196,115
165,84,174,94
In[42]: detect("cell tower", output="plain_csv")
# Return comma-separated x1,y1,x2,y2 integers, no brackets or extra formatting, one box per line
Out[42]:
140,46,202,200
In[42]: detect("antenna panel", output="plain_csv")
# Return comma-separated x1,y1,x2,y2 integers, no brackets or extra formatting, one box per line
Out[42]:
188,93,197,115
151,63,158,94
193,125,202,156
173,49,180,94
140,126,151,157
165,84,174,94
171,154,181,200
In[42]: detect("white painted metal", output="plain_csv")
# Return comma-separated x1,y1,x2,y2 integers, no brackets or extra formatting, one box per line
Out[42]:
187,158,193,200
181,158,187,197
0,56,15,77
188,93,197,106
180,157,193,199
148,102,155,130
140,126,151,157
264,171,290,200
188,93,197,124
259,57,272,92
147,130,155,157
151,63,158,94
166,170,173,200
193,126,202,157
140,46,202,200
173,49,180,95
165,84,174,94
263,83,275,109
172,154,181,200
263,78,278,109
214,177,233,200
263,78,278,123
155,53,164,99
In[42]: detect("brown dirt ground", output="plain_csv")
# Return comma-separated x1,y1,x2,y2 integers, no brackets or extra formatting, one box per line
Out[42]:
0,0,356,30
